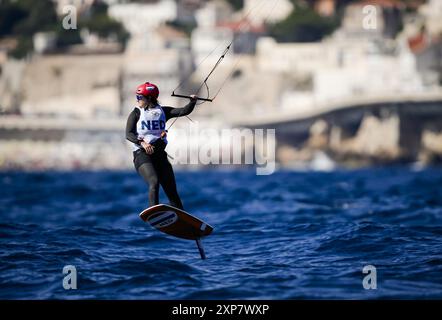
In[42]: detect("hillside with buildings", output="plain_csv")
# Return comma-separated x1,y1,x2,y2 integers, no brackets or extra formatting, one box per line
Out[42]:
0,0,442,170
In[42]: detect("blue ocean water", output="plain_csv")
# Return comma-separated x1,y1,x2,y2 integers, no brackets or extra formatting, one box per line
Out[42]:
0,168,441,299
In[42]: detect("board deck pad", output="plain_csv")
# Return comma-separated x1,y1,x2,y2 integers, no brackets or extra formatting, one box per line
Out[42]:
139,204,213,240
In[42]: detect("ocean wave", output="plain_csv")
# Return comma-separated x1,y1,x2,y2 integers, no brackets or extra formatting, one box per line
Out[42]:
1,168,442,299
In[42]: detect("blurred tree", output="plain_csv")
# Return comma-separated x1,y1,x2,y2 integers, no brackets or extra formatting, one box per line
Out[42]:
165,20,197,37
54,24,82,48
0,1,27,37
9,36,33,59
1,0,58,58
81,2,129,47
225,0,244,11
268,2,339,42
13,0,58,34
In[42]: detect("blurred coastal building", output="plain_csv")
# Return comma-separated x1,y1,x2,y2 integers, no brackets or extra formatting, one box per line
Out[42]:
243,0,293,25
20,54,123,118
108,0,197,114
411,0,442,86
191,0,235,72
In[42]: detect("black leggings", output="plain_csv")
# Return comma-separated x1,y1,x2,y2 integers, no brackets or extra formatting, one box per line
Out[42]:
135,149,184,210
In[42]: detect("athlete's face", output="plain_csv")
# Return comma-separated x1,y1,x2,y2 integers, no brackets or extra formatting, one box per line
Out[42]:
137,95,148,108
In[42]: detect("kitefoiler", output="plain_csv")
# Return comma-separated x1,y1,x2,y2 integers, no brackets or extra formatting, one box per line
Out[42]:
125,0,281,259
125,82,213,259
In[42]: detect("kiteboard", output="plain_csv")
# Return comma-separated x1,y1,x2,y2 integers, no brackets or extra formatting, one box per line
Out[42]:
139,204,213,259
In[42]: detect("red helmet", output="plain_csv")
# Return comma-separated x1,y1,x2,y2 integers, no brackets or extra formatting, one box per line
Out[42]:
136,82,159,99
